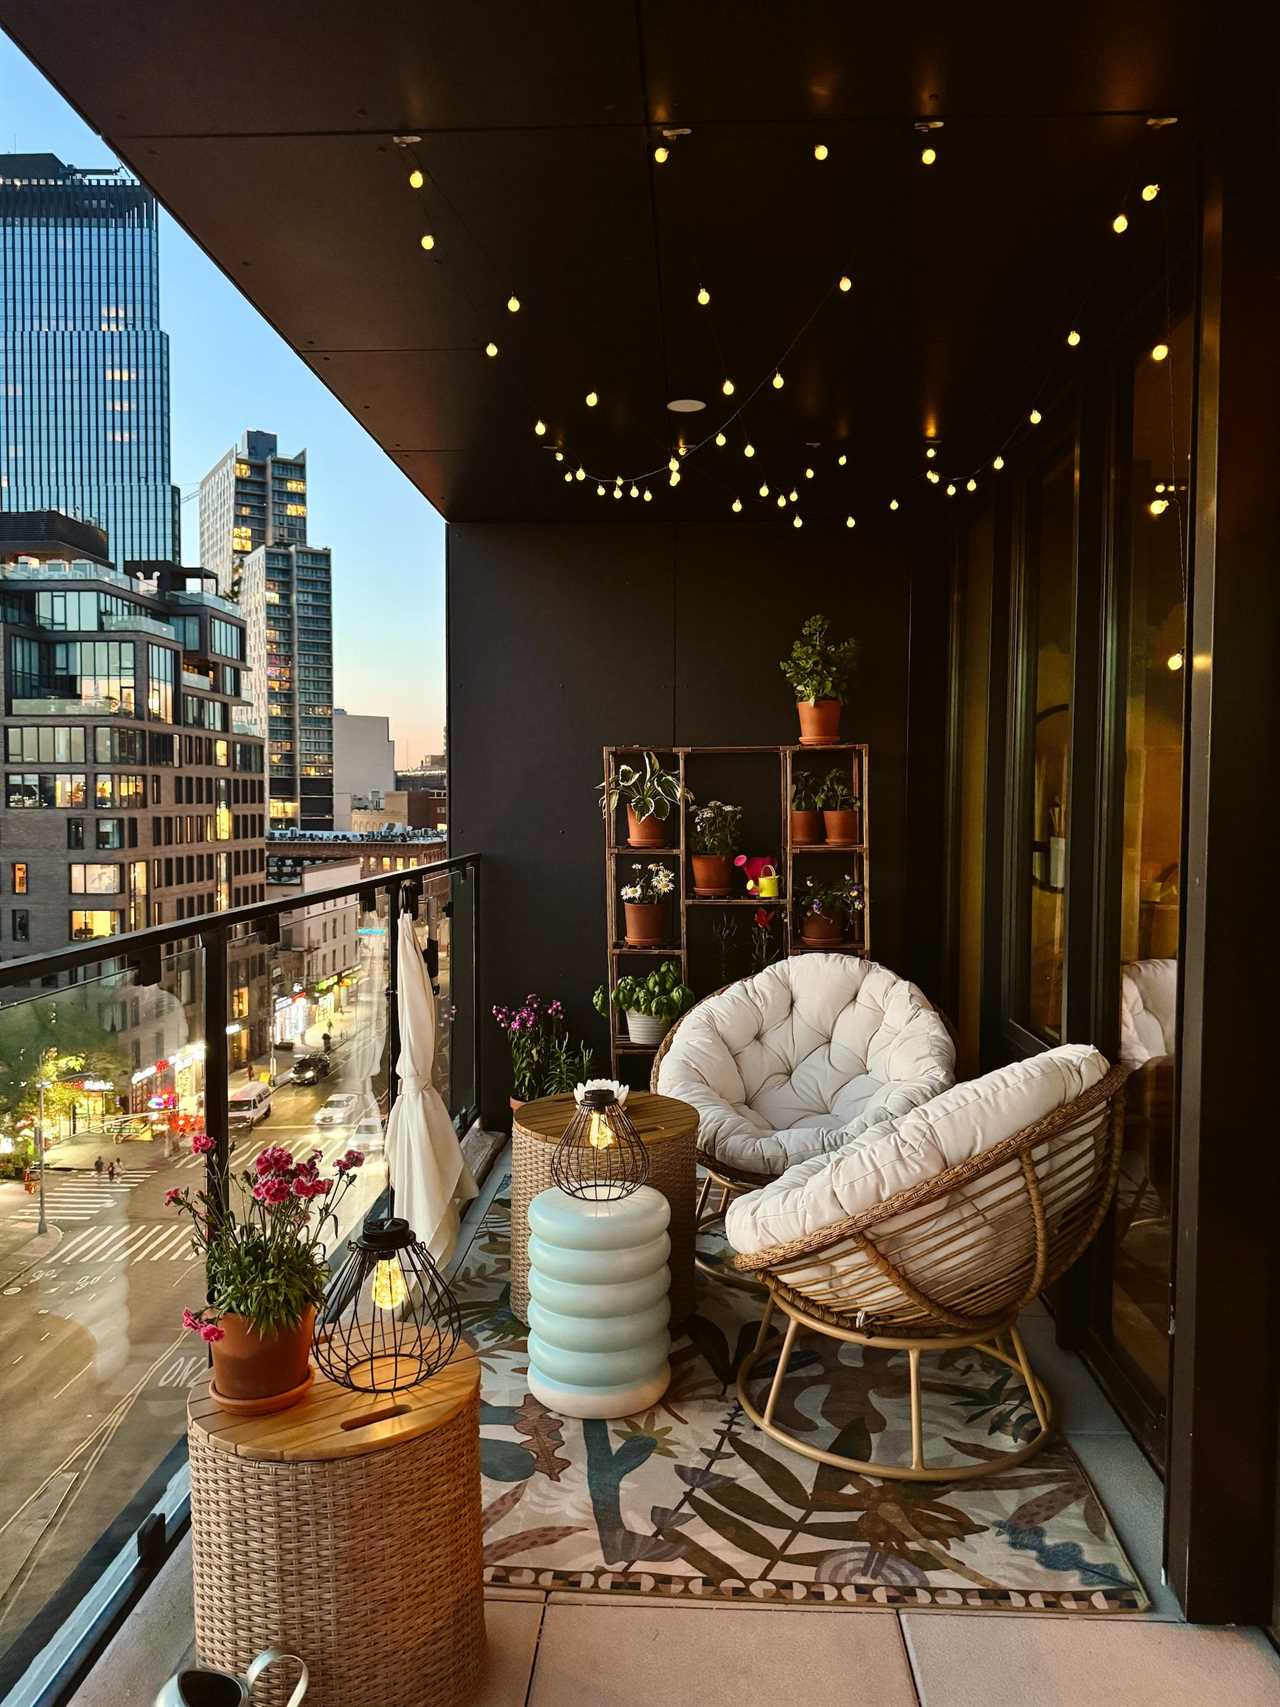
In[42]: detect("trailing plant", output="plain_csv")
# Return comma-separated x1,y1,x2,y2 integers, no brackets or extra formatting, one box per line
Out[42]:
598,750,686,825
167,1137,367,1340
619,861,676,904
817,768,859,811
492,993,594,1101
750,907,783,974
798,873,864,926
689,799,743,856
780,613,859,704
594,961,694,1021
790,770,822,811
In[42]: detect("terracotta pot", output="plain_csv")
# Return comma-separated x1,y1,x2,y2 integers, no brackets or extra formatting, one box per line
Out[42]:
800,912,845,946
796,698,842,746
691,853,734,897
210,1306,316,1414
626,805,669,848
823,808,859,846
790,809,824,845
510,1095,526,1115
623,900,670,946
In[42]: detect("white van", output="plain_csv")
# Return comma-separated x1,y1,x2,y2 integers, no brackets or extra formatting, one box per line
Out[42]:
229,1082,273,1130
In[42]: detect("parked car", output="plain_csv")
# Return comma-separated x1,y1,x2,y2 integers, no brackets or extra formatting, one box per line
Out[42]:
291,1053,331,1086
350,1114,384,1154
314,1092,360,1128
228,1082,272,1131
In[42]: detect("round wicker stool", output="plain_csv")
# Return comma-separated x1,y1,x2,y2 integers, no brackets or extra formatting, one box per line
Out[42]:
188,1351,483,1707
510,1092,697,1325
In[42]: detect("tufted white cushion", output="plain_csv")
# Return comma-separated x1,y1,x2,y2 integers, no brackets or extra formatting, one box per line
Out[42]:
1119,959,1177,1067
655,955,955,1177
724,1042,1109,1259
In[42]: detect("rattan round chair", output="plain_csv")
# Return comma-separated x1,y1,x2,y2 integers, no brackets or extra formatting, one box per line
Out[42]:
729,1059,1127,1482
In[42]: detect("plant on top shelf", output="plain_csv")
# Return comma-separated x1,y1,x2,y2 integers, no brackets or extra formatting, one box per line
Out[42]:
594,960,694,1048
620,860,676,946
780,613,859,747
492,994,594,1107
797,873,864,947
818,766,861,846
790,769,825,845
599,751,687,848
688,798,743,897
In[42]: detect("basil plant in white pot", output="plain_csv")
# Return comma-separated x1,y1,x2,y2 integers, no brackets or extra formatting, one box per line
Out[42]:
594,960,695,1047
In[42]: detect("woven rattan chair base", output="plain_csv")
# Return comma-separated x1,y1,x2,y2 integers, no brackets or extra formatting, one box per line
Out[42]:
694,1159,769,1294
737,1287,1053,1484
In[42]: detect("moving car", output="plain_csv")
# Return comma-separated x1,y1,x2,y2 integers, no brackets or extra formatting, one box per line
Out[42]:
228,1082,272,1131
291,1053,330,1086
350,1114,384,1154
314,1092,360,1128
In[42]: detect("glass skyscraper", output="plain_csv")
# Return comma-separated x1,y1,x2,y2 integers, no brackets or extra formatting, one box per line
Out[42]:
0,153,180,564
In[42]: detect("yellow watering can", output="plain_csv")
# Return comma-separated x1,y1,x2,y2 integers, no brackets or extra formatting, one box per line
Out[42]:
755,863,780,899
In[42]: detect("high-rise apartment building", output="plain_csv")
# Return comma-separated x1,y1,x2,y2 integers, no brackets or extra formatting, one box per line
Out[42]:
199,430,333,829
0,154,180,564
0,511,267,961
198,430,308,596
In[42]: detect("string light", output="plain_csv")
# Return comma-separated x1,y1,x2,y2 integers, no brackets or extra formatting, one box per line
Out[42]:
669,468,681,486
837,453,847,467
776,494,787,508
563,471,573,483
921,146,937,166
966,478,977,492
533,419,546,436
629,484,639,498
813,143,829,162
612,486,623,499
1112,213,1128,234
575,466,586,481
484,342,499,358
697,285,711,306
408,168,424,191
758,482,769,497
722,378,735,397
804,467,815,479
732,498,743,513
507,294,521,313
1167,650,1184,671
1142,183,1160,202
715,432,727,447
1151,342,1169,362
668,456,679,473
585,390,599,407
925,446,937,459
945,483,957,496
643,489,652,502
926,470,940,484
420,233,436,251
743,443,756,458
596,484,606,496
653,145,669,164
788,487,798,501
889,499,899,511
838,275,853,295
772,371,785,389
1149,497,1169,515
1029,407,1043,425
1067,329,1082,347
993,455,1005,470
792,515,803,528
845,515,856,528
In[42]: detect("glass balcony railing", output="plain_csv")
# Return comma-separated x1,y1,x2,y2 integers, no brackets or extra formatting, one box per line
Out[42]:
0,560,143,595
10,695,126,716
101,612,176,640
0,855,479,1702
164,588,242,618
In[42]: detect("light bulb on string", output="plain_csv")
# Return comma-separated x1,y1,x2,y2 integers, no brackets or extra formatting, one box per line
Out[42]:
776,494,786,508
1029,408,1042,425
1142,183,1160,202
484,341,499,358
696,285,711,306
838,274,852,292
993,455,1005,470
945,483,957,496
758,482,769,498
554,451,564,463
1151,343,1169,362
722,378,735,397
1155,482,1166,493
714,432,727,447
408,168,425,191
966,478,977,492
789,488,798,502
596,484,606,496
1167,650,1184,671
792,515,803,529
804,467,814,479
771,371,784,389
1149,497,1169,515
925,446,937,459
669,469,681,487
926,469,940,484
1112,213,1128,234
533,419,546,436
889,499,900,511
643,488,653,502
920,145,937,166
612,486,622,500
653,144,669,164
630,484,639,498
585,390,599,407
837,453,847,467
743,443,755,458
507,294,521,313
845,515,856,528
563,471,573,484
575,467,586,481
732,498,743,513
420,233,436,251
1067,329,1081,347
668,456,679,474
813,143,829,161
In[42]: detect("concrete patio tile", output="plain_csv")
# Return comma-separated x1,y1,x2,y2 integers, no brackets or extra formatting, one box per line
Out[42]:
1017,1318,1128,1434
545,1589,899,1613
901,1612,1280,1705
1070,1433,1181,1620
474,1597,545,1707
528,1601,917,1706
486,1584,548,1602
68,1535,195,1705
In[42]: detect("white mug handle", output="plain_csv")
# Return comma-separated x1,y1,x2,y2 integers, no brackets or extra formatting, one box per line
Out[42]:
245,1649,309,1706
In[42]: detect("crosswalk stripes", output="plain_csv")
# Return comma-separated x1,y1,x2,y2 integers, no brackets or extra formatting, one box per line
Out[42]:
173,1131,356,1174
13,1170,148,1224
55,1222,198,1265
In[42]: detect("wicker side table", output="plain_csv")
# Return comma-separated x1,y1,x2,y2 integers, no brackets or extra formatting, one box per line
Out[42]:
511,1091,697,1325
188,1351,483,1707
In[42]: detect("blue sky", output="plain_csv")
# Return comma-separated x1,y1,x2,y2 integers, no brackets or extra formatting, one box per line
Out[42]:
1,35,446,766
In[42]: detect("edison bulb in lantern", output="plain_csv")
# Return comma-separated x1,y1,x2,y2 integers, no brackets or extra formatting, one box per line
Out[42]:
408,167,425,190
587,1108,615,1150
371,1257,409,1312
697,285,711,306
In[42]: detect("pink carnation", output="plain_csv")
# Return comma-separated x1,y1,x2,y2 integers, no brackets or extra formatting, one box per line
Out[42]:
181,1308,203,1334
190,1134,216,1156
199,1321,225,1343
164,1187,183,1206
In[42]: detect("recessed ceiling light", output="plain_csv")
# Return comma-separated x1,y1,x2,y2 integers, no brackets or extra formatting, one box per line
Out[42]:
667,398,706,413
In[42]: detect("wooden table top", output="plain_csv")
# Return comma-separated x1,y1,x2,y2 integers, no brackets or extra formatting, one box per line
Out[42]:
188,1348,480,1463
513,1090,697,1149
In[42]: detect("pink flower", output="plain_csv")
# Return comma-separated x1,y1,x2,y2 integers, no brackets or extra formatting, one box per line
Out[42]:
199,1321,225,1343
164,1187,183,1206
190,1134,216,1156
256,1145,293,1175
181,1309,203,1334
334,1149,365,1176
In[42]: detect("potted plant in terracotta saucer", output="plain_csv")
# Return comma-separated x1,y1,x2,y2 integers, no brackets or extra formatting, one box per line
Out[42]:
797,874,864,947
790,769,824,844
689,799,742,896
819,767,861,845
594,961,694,1047
598,751,686,848
167,1134,368,1415
620,861,676,944
780,614,859,745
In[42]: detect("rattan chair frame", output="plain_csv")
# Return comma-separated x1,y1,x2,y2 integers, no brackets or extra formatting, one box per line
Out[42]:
732,1062,1127,1481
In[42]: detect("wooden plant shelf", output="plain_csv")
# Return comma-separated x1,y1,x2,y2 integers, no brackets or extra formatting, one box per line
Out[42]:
603,742,872,1078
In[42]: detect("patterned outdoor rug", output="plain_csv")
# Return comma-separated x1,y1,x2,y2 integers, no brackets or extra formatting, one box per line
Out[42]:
458,1181,1148,1613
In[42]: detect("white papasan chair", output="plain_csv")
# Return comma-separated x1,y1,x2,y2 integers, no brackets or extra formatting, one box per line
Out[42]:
651,955,956,1221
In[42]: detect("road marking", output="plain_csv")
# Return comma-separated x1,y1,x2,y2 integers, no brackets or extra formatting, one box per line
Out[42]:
51,1362,90,1401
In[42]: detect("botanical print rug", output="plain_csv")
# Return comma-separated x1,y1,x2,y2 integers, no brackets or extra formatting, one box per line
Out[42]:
458,1181,1148,1613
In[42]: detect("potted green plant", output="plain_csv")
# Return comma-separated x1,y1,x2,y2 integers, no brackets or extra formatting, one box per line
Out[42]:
492,994,594,1110
599,750,686,848
780,613,859,746
790,770,824,844
818,767,860,845
594,961,695,1047
619,861,676,945
167,1135,368,1414
797,873,864,947
688,799,742,896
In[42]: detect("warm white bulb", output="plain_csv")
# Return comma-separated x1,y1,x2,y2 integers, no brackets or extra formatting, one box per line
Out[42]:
585,390,599,407
758,482,769,497
668,456,679,473
772,372,784,390
612,487,623,500
925,446,937,459
804,467,814,479
1112,213,1128,234
1142,183,1160,202
993,455,1005,470
669,469,681,486
1155,482,1167,493
845,515,855,528
889,499,899,511
722,378,735,397
1151,342,1169,362
814,143,829,161
1029,408,1043,425
697,285,711,306
643,489,652,502
776,494,786,508
838,274,852,292
484,341,499,358
420,233,436,251
507,294,521,313
714,432,727,447
921,146,937,166
926,470,940,484
629,484,639,498
1167,650,1184,671
533,419,546,436
371,1258,409,1312
945,483,957,496
575,466,586,481
596,484,606,496
837,453,847,467
788,488,798,502
1067,329,1081,347
966,478,977,492
792,514,803,529
732,497,742,513
408,168,425,191
554,451,564,462
1149,497,1169,515
743,442,755,458
653,144,669,164
563,471,573,483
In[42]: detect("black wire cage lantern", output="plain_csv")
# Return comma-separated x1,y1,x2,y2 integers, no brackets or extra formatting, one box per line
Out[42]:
314,1213,462,1395
551,1086,651,1201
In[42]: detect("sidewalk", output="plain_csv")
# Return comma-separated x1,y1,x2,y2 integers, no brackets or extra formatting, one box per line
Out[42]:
42,1131,173,1172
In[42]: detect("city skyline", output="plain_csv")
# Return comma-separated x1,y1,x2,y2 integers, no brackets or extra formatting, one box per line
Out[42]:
0,35,446,766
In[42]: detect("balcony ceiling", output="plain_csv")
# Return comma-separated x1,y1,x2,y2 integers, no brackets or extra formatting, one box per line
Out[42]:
0,0,1217,523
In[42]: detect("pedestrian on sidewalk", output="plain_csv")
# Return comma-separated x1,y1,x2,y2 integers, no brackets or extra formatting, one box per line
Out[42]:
94,1154,104,1177
322,1030,332,1056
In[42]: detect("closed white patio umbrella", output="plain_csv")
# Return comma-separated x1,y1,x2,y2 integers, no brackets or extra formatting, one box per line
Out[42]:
386,908,477,1263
